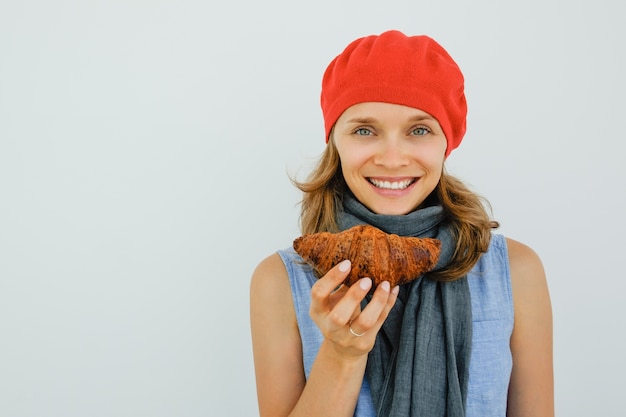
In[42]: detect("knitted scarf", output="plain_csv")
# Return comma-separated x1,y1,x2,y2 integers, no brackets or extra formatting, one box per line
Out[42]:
337,194,472,417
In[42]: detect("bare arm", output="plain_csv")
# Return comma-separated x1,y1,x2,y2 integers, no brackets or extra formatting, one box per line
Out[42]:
250,254,398,417
506,238,554,417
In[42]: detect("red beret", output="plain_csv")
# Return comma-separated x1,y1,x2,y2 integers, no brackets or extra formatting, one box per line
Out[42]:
321,30,467,157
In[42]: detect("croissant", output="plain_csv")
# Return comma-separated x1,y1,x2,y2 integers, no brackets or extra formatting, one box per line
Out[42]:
292,224,441,288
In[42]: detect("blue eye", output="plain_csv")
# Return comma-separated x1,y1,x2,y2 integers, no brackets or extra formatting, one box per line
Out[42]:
411,127,430,136
354,128,373,136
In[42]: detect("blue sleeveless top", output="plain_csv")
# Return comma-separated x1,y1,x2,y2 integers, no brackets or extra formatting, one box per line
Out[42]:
277,233,513,417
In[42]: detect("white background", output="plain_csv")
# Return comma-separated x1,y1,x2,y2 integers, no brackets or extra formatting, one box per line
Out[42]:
1,1,624,416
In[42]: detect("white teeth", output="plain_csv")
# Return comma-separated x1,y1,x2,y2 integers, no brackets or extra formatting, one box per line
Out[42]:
369,179,413,190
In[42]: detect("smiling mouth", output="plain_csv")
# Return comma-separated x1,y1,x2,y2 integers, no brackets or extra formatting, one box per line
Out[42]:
367,178,416,190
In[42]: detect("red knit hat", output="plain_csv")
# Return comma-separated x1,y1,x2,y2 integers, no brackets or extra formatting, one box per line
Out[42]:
321,30,467,156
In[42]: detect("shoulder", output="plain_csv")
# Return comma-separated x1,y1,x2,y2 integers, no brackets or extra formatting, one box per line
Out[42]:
250,252,298,332
504,237,551,317
505,237,545,282
250,253,291,306
504,237,551,308
249,252,300,368
252,252,289,280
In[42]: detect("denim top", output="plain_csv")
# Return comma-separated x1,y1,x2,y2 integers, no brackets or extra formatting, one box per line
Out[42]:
277,233,513,417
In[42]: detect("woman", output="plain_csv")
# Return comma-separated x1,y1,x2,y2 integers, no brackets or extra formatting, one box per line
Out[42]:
250,30,553,417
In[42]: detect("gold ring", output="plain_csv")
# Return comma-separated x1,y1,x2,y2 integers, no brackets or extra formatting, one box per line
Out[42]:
349,321,366,337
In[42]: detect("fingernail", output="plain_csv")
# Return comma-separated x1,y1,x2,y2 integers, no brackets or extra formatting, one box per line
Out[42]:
392,285,399,295
380,281,390,292
338,259,351,272
359,277,372,290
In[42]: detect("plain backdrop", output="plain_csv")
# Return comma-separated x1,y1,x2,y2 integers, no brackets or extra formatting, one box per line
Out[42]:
1,1,624,416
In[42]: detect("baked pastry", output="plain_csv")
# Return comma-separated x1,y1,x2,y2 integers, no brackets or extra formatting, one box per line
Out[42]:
293,224,441,287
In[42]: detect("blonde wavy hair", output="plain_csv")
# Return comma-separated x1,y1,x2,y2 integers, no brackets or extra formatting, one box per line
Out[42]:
292,139,499,282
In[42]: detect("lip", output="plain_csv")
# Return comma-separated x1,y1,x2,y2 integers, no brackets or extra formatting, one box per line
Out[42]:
366,176,418,196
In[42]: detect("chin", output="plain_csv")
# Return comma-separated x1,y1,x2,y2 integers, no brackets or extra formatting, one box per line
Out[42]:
368,203,418,216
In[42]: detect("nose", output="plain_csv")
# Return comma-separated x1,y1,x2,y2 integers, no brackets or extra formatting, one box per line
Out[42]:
373,137,409,168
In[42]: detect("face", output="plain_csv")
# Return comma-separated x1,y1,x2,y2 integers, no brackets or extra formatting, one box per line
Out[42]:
333,102,447,215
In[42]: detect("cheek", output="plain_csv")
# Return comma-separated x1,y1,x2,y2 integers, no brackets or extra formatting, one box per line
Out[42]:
431,154,446,171
426,140,447,164
337,146,367,172
412,147,445,171
338,157,361,186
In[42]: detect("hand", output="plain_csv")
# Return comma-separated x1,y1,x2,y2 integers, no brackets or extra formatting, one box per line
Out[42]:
309,259,399,358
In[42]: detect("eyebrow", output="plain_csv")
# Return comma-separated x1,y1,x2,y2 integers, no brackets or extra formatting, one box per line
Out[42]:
408,115,436,122
344,117,378,124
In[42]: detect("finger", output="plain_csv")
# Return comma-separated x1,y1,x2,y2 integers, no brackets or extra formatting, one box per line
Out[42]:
326,277,372,327
328,284,350,307
379,284,400,321
353,281,398,331
349,304,361,322
310,260,352,313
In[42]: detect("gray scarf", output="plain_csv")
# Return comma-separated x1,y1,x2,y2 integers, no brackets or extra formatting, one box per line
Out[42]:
337,194,472,417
